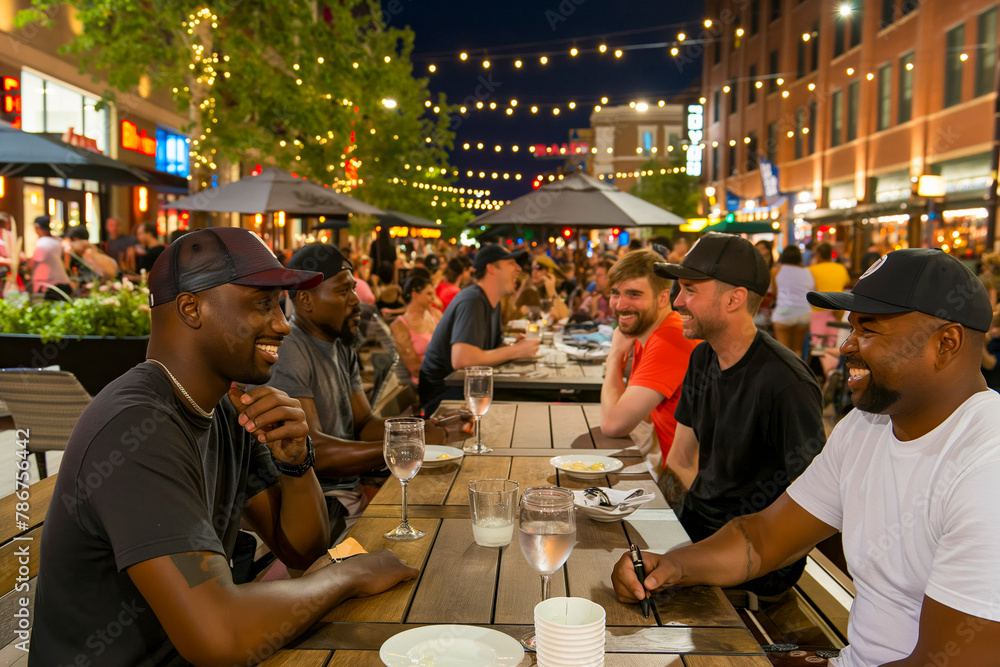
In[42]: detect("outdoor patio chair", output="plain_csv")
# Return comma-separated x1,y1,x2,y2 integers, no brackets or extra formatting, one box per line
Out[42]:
0,369,91,478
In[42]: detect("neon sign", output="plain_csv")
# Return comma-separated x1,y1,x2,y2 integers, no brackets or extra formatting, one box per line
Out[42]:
685,104,703,177
2,76,21,129
121,120,156,156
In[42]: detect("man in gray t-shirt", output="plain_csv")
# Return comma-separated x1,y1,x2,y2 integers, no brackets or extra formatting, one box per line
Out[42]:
269,244,472,537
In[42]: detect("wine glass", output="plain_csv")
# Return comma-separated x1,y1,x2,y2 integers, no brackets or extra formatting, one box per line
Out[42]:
517,486,577,650
383,418,426,540
464,366,493,454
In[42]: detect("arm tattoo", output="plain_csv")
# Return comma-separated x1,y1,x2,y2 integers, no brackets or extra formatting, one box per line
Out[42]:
733,519,754,583
658,468,687,512
170,552,230,589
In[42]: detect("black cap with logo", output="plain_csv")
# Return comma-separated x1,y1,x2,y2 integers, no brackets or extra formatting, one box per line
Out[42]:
807,248,992,331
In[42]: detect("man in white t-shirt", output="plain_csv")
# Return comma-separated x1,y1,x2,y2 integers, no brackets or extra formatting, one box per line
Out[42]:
612,248,1000,666
30,215,72,299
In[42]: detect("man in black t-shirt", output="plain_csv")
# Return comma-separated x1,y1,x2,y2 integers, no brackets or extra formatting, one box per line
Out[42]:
30,228,418,666
649,233,826,596
419,244,540,413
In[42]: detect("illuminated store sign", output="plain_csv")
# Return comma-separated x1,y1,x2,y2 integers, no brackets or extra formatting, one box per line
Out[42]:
121,120,156,156
685,104,703,177
2,76,21,129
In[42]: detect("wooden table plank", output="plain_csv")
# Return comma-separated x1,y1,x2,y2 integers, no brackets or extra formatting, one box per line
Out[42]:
550,404,594,449
326,651,383,667
606,657,684,666
478,402,518,449
511,403,552,448
508,456,559,491
565,515,657,628
580,363,607,378
624,510,692,553
684,656,772,666
362,504,470,520
0,474,56,543
407,519,500,624
369,464,459,507
444,456,511,505
494,543,568,624
321,518,439,623
259,650,333,666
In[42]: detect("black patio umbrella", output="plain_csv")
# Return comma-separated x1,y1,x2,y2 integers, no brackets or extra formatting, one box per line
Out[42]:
166,167,385,216
378,209,442,230
0,124,148,184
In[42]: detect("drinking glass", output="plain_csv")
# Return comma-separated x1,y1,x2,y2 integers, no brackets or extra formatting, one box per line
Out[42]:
517,486,576,650
468,479,519,547
464,366,493,454
539,298,553,327
383,418,425,540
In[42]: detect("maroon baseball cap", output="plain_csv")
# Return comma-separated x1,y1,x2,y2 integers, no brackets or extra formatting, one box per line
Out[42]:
148,227,323,307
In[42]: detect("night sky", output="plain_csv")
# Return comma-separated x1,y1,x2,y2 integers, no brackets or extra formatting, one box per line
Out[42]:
398,0,706,201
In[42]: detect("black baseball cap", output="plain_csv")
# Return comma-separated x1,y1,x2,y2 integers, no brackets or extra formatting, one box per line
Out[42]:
285,243,353,296
807,248,992,331
473,244,527,272
653,232,771,295
148,227,323,307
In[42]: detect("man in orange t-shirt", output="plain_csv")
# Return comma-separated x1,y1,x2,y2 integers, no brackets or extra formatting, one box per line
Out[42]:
600,250,699,467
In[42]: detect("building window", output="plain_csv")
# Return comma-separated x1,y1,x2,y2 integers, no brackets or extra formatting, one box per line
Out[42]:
794,108,805,159
808,101,817,153
847,81,859,141
730,80,738,114
713,34,721,64
750,0,760,34
945,24,965,108
850,3,863,47
976,7,997,97
729,143,738,176
881,0,895,28
769,50,779,91
770,0,781,22
901,0,917,15
831,89,844,147
767,122,778,162
877,63,892,131
642,131,654,156
733,16,742,51
797,40,807,78
714,88,721,122
20,71,108,152
712,145,719,181
747,132,758,172
899,51,914,122
749,64,758,104
810,21,820,71
834,15,846,57
156,129,191,177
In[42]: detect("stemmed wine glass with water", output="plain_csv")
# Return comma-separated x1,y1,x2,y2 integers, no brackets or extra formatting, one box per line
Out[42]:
517,486,577,650
382,417,425,541
464,366,493,454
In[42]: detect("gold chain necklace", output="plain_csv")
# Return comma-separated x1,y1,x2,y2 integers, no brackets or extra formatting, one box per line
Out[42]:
146,359,215,419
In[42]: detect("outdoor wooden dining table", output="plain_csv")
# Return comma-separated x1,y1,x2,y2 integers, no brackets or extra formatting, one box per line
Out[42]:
261,402,769,666
444,359,605,395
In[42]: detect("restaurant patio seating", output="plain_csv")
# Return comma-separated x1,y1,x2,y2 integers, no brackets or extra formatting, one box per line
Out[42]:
0,369,91,478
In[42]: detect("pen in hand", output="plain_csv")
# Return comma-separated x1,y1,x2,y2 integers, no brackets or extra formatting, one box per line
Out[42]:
629,544,650,618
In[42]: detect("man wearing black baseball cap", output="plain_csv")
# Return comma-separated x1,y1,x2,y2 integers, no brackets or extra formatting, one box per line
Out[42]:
266,243,472,538
615,248,1000,665
613,232,825,597
419,243,538,415
31,228,418,666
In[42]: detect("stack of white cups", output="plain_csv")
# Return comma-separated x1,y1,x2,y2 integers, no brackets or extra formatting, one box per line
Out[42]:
533,597,606,667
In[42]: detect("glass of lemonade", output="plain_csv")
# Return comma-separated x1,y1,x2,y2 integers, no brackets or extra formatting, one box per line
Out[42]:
468,479,519,547
382,418,426,540
517,486,576,650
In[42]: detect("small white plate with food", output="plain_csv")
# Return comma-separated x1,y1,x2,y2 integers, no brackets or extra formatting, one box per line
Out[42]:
423,445,464,468
549,454,624,480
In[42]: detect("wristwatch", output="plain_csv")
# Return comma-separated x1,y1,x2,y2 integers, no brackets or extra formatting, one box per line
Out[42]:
271,436,315,477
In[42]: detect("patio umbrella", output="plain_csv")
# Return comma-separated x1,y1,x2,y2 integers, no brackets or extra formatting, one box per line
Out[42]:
0,125,148,184
379,209,442,229
166,167,385,216
468,172,685,229
704,219,778,234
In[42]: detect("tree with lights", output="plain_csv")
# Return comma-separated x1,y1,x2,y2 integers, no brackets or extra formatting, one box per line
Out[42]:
17,1,456,219
629,154,699,224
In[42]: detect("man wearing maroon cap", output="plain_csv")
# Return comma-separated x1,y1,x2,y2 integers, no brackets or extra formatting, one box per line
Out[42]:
31,227,417,666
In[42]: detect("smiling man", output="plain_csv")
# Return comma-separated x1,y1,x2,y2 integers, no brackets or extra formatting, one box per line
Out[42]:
269,243,469,539
600,250,698,468
648,232,825,596
614,248,1000,666
31,228,418,666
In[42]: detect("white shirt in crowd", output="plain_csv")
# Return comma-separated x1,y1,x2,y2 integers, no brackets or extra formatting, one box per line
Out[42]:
31,236,70,292
788,390,1000,666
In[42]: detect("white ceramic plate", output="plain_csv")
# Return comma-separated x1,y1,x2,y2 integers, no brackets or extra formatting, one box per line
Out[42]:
380,624,523,666
574,503,640,522
549,455,624,480
423,445,464,468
